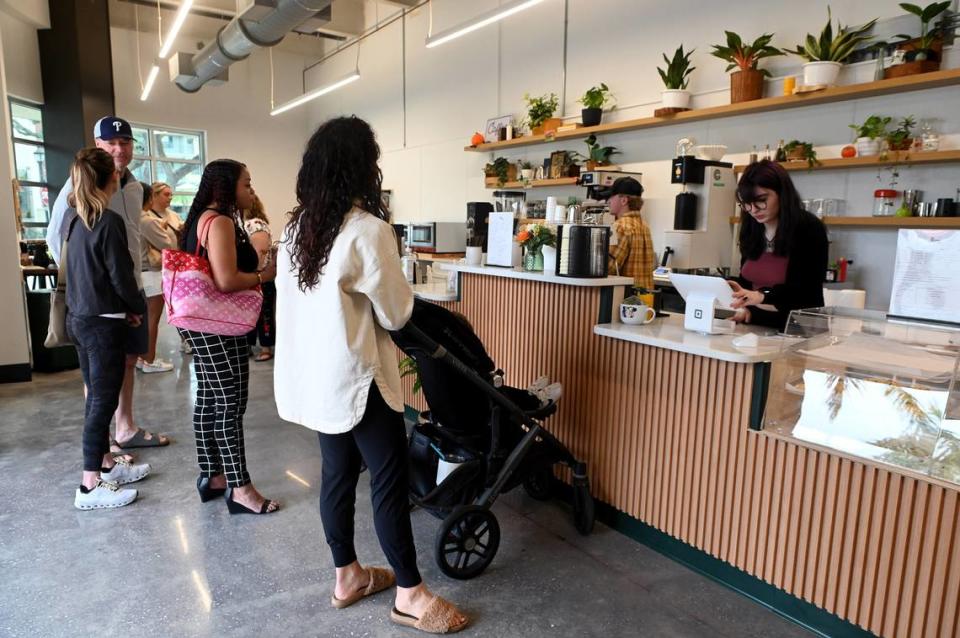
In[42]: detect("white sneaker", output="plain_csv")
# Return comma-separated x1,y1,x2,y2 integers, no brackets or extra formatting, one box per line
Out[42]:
139,359,174,373
100,457,151,485
75,480,138,510
135,358,144,370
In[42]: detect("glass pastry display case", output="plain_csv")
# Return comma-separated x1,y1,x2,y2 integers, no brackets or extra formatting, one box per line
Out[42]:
763,307,960,485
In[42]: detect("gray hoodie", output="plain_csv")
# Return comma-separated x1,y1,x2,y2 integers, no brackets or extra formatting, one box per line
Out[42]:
47,170,144,289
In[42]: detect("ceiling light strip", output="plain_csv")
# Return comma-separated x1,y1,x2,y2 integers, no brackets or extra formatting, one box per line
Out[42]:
140,64,161,100
157,0,194,59
270,70,361,116
425,0,543,49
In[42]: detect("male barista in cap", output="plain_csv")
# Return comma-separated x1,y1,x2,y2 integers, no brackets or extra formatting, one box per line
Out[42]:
47,116,170,452
603,176,655,291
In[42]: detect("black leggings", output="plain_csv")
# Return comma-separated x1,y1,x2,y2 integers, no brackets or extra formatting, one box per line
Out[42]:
247,281,275,348
68,314,127,472
317,382,421,588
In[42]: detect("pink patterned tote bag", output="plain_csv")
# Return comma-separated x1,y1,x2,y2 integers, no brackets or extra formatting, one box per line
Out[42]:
162,217,262,336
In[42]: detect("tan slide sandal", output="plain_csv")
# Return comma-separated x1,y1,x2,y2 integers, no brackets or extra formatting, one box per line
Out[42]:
330,566,395,609
390,596,469,634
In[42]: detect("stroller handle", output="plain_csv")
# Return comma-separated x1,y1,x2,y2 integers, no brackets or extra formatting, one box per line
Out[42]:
399,323,448,360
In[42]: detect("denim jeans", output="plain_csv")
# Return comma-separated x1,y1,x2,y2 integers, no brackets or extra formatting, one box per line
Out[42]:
67,314,128,472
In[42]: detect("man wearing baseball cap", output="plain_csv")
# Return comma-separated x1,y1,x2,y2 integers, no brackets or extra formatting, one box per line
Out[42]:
47,116,171,452
600,176,655,291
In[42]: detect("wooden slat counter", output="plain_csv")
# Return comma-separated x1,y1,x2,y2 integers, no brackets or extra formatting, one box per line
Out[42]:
402,266,960,638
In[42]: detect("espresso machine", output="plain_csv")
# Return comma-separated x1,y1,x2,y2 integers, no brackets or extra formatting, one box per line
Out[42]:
662,142,736,272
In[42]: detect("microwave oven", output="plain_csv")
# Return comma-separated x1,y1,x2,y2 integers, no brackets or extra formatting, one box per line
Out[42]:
407,222,466,253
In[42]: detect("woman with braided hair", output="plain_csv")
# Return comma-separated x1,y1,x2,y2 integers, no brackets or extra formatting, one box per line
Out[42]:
179,159,279,514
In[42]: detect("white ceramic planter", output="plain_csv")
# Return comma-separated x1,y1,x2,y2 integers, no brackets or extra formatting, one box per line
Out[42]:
520,169,535,181
465,246,483,265
856,137,881,157
661,89,691,109
802,61,842,86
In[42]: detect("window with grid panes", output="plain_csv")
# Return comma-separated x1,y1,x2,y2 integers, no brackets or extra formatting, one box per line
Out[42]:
9,100,49,240
130,124,205,219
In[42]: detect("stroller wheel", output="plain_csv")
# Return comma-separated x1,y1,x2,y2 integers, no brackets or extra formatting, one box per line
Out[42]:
522,466,555,501
572,478,595,536
435,505,501,580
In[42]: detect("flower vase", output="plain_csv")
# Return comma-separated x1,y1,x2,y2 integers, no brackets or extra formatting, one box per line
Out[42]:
523,246,544,272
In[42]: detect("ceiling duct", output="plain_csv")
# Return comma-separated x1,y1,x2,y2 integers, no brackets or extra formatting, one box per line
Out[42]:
171,0,333,93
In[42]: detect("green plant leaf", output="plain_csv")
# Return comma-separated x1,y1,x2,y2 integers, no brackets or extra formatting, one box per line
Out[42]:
900,2,924,17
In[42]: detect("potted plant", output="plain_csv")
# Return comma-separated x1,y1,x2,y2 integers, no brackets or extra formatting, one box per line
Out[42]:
849,115,891,156
515,223,556,272
783,140,820,168
524,93,560,135
519,161,536,181
578,83,613,127
399,357,421,394
484,157,516,186
709,31,783,103
886,2,952,78
785,7,877,87
583,134,619,170
657,45,696,109
885,116,917,151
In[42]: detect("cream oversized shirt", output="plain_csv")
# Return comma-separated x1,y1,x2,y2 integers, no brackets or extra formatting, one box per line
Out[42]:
274,209,413,434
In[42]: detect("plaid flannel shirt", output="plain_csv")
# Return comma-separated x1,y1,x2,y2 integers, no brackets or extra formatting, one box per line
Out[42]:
608,211,654,290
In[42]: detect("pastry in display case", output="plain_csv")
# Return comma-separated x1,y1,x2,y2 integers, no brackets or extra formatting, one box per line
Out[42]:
763,307,960,485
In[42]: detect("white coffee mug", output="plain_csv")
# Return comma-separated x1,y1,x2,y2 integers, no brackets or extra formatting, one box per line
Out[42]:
465,246,482,265
620,303,656,325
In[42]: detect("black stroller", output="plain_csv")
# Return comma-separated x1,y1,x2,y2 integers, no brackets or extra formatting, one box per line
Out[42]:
391,299,595,580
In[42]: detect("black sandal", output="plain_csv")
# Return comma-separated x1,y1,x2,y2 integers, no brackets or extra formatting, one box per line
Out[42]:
224,487,280,515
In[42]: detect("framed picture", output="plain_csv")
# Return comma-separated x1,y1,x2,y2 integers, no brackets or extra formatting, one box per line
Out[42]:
484,115,513,143
549,151,569,179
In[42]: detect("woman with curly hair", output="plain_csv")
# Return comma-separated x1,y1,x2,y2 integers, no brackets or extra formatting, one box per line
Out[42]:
275,117,467,634
179,159,279,514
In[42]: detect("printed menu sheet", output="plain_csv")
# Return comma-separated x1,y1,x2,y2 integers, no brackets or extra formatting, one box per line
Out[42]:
889,229,960,325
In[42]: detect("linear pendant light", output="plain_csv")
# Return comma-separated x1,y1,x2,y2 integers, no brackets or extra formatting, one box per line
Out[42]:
140,65,160,101
158,0,194,59
425,0,544,49
270,70,361,116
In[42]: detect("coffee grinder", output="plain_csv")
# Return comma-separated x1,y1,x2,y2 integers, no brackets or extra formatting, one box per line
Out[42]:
662,142,736,272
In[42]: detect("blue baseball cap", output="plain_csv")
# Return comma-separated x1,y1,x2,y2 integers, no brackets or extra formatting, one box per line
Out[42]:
93,116,133,141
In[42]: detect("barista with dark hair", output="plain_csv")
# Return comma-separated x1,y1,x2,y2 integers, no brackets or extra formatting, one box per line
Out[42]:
729,160,828,329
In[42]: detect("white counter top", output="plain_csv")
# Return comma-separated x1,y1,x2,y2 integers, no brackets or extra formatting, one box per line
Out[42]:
440,263,634,288
411,282,458,302
594,314,788,363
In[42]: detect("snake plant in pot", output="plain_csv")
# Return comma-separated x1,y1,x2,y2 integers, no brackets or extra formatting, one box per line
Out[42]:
657,45,696,109
785,7,877,87
709,31,783,103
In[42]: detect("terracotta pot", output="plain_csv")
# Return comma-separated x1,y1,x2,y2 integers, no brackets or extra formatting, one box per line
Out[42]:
531,126,544,136
887,139,912,151
585,160,598,171
542,118,563,133
730,69,764,103
786,148,807,162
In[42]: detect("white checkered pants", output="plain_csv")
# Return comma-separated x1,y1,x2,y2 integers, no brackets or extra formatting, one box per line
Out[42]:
179,329,251,487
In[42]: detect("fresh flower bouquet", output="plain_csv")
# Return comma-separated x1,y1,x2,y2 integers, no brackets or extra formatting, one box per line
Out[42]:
515,223,555,271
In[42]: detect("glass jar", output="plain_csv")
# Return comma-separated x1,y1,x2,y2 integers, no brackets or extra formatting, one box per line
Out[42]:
873,189,898,216
920,120,940,152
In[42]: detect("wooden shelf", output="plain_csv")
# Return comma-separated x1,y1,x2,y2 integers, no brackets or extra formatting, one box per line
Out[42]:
465,68,960,153
733,149,960,173
728,215,960,228
484,177,579,189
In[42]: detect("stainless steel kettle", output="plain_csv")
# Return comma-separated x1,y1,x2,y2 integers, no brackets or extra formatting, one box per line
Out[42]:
555,224,610,278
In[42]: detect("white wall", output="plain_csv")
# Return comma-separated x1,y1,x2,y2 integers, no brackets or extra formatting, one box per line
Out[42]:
305,0,960,310
0,9,32,373
0,10,43,103
110,27,312,226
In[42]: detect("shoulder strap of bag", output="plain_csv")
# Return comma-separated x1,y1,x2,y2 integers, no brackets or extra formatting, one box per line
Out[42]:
195,214,217,257
57,216,80,293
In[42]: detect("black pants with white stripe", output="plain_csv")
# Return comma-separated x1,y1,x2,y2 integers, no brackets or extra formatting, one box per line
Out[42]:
179,329,251,487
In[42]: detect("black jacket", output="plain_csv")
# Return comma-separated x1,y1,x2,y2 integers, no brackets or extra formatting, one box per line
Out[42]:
734,212,828,330
64,209,146,317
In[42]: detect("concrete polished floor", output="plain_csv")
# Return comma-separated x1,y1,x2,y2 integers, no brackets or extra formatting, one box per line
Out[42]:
0,326,812,638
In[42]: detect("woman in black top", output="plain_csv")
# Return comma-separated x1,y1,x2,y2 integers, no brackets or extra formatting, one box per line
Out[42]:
66,148,150,510
178,159,279,514
729,160,828,330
